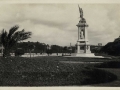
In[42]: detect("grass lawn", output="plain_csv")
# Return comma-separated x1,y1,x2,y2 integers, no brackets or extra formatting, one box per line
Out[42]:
0,56,119,86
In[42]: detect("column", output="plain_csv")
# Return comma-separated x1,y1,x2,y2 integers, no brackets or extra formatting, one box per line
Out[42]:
77,42,80,53
83,26,85,53
83,26,85,40
84,45,86,53
85,26,88,41
78,27,80,40
85,45,91,53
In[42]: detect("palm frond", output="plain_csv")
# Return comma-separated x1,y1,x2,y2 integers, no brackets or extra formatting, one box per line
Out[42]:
1,29,8,46
20,31,32,41
8,25,19,39
12,29,32,41
0,25,32,57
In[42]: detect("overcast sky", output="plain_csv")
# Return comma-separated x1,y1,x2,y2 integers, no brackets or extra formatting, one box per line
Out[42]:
0,4,120,46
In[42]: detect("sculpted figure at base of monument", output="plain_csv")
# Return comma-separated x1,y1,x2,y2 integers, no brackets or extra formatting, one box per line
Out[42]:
80,30,84,39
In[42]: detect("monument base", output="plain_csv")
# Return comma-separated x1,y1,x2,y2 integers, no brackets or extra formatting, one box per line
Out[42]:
64,53,105,58
75,53,95,57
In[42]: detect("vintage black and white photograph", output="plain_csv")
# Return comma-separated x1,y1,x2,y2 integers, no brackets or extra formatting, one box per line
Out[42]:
0,1,120,87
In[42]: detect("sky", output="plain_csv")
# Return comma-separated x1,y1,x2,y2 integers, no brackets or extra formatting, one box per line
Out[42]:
0,4,120,46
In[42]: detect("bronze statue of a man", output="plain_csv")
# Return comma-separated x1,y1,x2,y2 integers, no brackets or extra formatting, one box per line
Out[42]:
78,5,83,18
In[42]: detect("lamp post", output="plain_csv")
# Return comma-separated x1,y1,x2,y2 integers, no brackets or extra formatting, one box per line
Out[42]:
70,43,72,55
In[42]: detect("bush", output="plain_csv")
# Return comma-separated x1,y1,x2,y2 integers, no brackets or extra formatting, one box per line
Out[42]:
46,49,52,56
15,49,24,56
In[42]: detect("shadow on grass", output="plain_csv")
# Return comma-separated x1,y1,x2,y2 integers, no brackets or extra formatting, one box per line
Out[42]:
0,68,117,86
95,61,120,68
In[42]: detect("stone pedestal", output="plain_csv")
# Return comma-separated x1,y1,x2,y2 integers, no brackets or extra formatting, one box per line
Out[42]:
75,53,95,57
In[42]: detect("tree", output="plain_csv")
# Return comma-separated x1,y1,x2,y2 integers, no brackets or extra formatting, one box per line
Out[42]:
0,25,32,57
63,46,68,55
101,36,120,56
114,36,120,43
15,48,24,56
28,44,35,58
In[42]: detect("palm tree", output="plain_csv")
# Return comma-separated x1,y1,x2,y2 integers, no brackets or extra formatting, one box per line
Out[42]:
0,25,32,57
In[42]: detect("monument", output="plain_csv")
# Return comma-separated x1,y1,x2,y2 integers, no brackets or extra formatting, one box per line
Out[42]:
75,6,95,57
64,6,104,58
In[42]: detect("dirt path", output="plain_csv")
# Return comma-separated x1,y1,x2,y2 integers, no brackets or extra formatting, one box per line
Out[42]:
90,68,120,86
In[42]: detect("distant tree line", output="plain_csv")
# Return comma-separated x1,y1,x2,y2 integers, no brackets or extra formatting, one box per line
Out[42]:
10,41,76,56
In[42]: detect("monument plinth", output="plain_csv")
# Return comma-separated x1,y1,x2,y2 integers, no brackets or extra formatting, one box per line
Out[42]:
75,6,95,57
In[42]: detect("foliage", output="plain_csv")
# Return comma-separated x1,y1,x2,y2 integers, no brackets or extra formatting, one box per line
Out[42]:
15,48,24,56
46,49,52,56
100,36,120,56
90,46,103,53
51,45,63,53
0,25,32,57
10,42,76,54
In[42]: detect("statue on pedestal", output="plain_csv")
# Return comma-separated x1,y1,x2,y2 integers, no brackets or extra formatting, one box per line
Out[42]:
80,30,84,39
78,5,83,19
